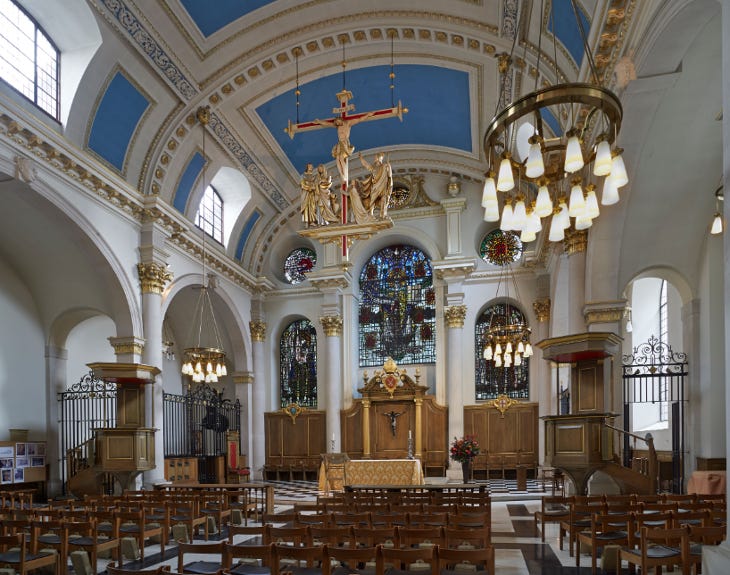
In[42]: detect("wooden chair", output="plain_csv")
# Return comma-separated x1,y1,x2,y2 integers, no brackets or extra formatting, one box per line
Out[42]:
405,512,448,528
67,518,121,571
107,563,172,575
264,525,312,547
620,525,691,575
369,512,406,528
575,511,632,574
271,544,325,575
117,509,165,562
375,545,438,575
559,501,605,557
228,525,266,546
30,519,70,575
170,502,209,543
443,526,490,550
395,526,444,549
331,512,371,528
0,532,59,575
688,524,726,575
323,544,379,575
310,525,353,548
201,493,231,535
295,513,330,529
223,542,273,575
351,526,398,549
178,540,226,574
437,546,494,575
534,495,570,542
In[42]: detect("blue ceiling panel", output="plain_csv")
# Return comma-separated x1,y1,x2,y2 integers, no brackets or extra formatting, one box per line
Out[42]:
87,72,149,171
257,64,472,172
180,0,275,36
173,152,205,213
548,0,591,68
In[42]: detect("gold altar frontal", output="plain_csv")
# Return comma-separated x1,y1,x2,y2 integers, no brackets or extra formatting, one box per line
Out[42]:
319,458,424,492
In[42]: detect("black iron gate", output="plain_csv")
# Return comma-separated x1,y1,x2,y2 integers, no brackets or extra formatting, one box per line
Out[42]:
163,383,241,482
58,371,117,495
622,335,688,493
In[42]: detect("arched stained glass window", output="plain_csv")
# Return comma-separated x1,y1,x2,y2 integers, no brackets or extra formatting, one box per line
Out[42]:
475,303,530,399
279,319,317,408
358,245,436,367
283,247,316,284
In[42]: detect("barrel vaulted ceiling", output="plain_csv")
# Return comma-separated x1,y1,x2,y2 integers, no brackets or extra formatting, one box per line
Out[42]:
9,0,722,291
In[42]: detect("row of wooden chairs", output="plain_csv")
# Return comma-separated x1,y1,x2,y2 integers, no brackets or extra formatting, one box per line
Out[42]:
264,509,489,530
176,540,495,575
319,490,490,507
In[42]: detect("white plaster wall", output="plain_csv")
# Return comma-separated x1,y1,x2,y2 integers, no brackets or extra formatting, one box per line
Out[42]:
65,316,116,387
0,258,46,439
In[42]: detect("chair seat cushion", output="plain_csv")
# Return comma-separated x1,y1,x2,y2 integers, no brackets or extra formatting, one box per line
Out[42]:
646,546,681,559
596,531,628,541
229,565,270,575
184,560,223,574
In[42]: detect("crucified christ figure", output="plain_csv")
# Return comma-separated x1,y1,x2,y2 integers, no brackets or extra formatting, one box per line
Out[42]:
313,112,374,186
383,410,403,437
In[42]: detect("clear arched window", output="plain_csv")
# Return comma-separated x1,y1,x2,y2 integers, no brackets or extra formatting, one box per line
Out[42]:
475,303,530,400
358,245,436,367
279,319,317,408
0,0,59,119
196,185,223,244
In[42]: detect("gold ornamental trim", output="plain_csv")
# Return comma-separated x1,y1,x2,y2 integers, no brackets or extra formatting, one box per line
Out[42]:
283,402,304,423
137,262,173,294
444,305,467,328
491,393,519,416
563,228,588,255
320,315,343,337
533,298,551,323
108,337,145,357
249,320,267,342
584,308,624,325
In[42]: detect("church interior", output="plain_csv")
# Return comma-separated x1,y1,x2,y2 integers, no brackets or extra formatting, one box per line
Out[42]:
1,0,730,573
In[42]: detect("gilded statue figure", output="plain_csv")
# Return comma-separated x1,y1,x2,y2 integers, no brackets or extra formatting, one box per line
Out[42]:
300,162,318,228
315,164,340,225
313,112,374,186
358,151,393,218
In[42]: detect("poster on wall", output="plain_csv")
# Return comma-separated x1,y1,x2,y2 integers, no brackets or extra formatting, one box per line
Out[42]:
31,456,45,468
26,444,37,456
0,446,14,459
0,458,13,469
16,443,26,456
0,468,11,484
13,467,24,483
15,457,29,468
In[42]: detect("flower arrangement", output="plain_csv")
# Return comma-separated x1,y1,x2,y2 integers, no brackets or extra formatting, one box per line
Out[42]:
450,435,480,463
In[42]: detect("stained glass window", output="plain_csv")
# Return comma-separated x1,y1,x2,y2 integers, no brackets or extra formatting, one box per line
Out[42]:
0,0,59,119
475,303,530,399
284,247,316,284
358,245,436,367
479,230,522,265
279,319,317,408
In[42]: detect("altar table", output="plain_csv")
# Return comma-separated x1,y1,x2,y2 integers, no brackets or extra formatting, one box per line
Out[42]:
687,470,726,495
318,458,424,491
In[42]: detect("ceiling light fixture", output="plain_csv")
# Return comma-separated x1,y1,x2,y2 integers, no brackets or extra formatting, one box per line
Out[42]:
710,185,724,235
482,0,627,244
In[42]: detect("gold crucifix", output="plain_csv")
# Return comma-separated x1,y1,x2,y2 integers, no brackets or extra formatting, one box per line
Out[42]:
285,89,407,257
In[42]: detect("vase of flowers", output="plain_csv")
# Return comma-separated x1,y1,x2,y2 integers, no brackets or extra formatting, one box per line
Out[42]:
450,435,480,483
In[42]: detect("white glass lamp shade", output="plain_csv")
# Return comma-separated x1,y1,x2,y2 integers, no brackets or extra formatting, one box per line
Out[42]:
500,202,514,231
526,208,542,233
481,174,497,207
494,343,502,356
520,228,536,243
711,214,723,235
601,173,620,205
497,154,515,191
514,353,522,366
483,201,500,222
564,132,584,173
535,184,553,217
558,199,571,229
524,343,533,357
574,212,593,230
505,341,513,354
517,341,525,354
585,186,600,218
504,353,512,367
525,138,545,178
483,345,493,360
593,139,613,176
611,150,629,187
568,182,586,218
548,210,565,242
512,197,527,230
494,355,502,367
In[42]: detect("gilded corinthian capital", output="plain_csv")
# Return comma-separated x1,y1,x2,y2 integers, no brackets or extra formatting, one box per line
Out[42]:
137,262,172,294
320,315,343,336
444,305,467,328
533,298,551,322
249,320,267,342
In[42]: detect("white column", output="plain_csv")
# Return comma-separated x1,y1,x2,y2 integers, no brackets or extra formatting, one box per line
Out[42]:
137,261,171,486
532,298,551,464
45,345,67,497
232,372,254,468
321,315,343,452
249,321,266,480
444,305,467,480
564,229,588,334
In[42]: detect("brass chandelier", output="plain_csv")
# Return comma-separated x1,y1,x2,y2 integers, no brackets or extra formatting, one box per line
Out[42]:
180,107,228,384
482,0,628,244
482,261,533,367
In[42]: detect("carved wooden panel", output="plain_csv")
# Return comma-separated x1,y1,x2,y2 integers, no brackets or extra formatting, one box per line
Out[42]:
264,410,326,470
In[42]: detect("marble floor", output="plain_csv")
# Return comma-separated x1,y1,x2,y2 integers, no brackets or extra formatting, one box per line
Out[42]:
104,497,598,575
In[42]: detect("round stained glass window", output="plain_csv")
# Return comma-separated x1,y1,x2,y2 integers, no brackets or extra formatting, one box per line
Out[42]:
284,247,316,284
479,230,522,266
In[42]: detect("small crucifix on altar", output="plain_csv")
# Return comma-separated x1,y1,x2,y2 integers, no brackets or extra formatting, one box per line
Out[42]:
286,88,407,257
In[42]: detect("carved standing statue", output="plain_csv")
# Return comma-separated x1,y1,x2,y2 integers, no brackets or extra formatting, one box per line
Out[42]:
300,163,318,228
315,164,340,224
359,151,393,218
